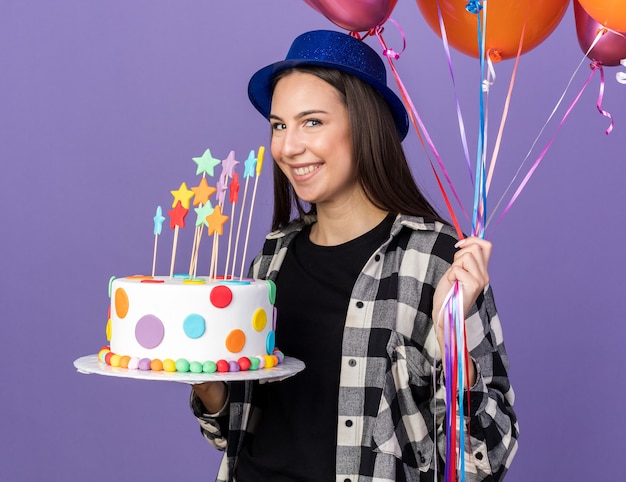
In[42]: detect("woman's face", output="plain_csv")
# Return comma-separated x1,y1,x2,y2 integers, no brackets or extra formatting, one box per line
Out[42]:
270,71,358,209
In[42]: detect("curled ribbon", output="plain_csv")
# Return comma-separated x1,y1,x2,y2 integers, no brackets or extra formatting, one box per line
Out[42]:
617,59,626,84
482,53,497,93
465,1,483,14
376,21,406,60
592,62,614,135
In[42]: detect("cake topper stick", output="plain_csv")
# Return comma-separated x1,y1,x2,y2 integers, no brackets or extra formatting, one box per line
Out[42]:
209,234,219,280
167,201,188,278
189,225,202,278
211,169,231,279
212,150,239,279
190,149,221,277
206,205,229,280
190,168,219,278
191,201,214,278
152,206,165,277
223,172,240,279
169,227,180,279
169,183,193,278
230,149,256,280
239,146,264,280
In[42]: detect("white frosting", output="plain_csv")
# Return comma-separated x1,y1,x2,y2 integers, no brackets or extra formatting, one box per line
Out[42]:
110,276,275,363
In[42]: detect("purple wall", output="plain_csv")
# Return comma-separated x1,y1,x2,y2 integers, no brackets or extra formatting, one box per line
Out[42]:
1,1,624,480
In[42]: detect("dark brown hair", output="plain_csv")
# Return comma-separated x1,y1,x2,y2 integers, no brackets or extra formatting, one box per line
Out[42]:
270,66,445,230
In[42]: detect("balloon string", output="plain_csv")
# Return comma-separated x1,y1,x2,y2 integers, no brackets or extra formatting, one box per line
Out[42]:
435,1,474,184
455,283,466,482
440,281,468,482
485,29,606,231
594,63,614,135
485,19,526,198
442,284,456,482
375,25,468,239
471,1,487,238
490,65,598,231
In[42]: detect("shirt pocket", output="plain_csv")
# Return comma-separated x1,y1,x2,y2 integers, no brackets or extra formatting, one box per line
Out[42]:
371,331,435,472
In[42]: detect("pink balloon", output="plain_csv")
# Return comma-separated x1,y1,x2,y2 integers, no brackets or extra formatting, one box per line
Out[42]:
303,0,397,32
574,0,626,66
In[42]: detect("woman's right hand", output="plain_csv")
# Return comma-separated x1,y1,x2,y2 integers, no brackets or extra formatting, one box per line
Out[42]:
192,381,228,414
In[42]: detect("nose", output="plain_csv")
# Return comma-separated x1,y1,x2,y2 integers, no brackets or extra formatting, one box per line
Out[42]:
273,125,305,161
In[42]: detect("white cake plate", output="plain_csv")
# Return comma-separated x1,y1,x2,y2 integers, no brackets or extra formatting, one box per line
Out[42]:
73,355,305,384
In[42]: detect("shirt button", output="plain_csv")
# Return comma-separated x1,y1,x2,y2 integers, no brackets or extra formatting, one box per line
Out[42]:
475,452,483,460
374,254,381,262
356,301,364,308
345,419,353,427
417,450,426,464
344,479,351,482
348,359,357,367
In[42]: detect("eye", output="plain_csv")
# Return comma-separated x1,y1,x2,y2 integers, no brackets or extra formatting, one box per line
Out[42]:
271,122,286,131
305,119,322,127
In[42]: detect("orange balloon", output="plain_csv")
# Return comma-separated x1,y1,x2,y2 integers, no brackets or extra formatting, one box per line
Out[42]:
578,0,626,33
415,0,569,61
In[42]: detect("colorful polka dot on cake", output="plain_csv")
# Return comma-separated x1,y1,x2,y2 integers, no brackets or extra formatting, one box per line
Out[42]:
266,331,275,353
110,354,122,367
163,359,177,372
175,359,190,373
183,314,206,339
249,357,260,371
135,315,164,349
120,356,131,368
114,288,129,318
252,308,267,331
98,347,110,363
210,285,233,308
225,329,246,353
265,280,276,304
105,352,114,365
138,358,152,371
238,357,251,371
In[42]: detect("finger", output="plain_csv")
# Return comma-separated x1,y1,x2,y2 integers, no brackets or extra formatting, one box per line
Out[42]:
454,241,491,272
455,237,492,263
454,247,486,276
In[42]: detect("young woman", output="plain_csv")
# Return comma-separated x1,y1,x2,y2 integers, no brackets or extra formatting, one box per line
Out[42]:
191,30,518,482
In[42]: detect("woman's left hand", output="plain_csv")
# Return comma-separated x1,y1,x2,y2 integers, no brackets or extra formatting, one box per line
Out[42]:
432,237,492,386
432,236,493,322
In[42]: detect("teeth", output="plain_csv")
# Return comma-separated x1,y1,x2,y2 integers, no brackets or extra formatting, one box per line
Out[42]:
293,165,318,175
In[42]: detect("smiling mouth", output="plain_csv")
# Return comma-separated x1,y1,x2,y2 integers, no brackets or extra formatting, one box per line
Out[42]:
293,165,320,176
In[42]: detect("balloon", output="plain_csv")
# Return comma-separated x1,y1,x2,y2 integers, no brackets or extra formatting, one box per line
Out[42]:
574,0,626,67
577,0,626,33
415,0,569,61
303,0,397,32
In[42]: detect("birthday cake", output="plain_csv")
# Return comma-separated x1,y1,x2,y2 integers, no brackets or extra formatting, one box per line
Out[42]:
97,146,285,374
99,275,281,373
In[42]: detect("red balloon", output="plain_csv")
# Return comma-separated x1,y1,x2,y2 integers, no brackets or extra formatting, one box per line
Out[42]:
574,0,626,66
578,0,626,33
303,0,398,32
415,0,569,61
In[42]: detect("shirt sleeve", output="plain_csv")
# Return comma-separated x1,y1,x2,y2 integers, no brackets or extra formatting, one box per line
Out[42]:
446,284,519,481
189,388,230,451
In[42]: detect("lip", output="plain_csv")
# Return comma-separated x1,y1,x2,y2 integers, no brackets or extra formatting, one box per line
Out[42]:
289,163,322,181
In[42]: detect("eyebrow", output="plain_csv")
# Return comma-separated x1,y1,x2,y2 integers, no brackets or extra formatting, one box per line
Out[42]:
269,109,329,121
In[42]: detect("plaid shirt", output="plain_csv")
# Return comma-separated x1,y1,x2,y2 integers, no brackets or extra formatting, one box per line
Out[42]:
191,215,518,482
